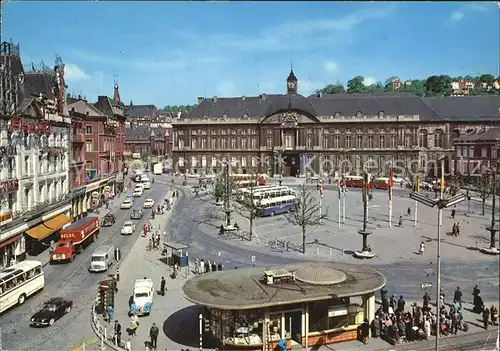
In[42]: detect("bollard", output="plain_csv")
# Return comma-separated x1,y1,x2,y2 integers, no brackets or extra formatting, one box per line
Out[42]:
316,247,319,255
329,248,332,255
199,313,204,351
114,334,117,346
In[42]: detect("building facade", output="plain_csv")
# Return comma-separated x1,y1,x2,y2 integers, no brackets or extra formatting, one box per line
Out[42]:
124,124,172,158
0,43,72,268
171,70,500,178
453,127,500,176
68,91,126,220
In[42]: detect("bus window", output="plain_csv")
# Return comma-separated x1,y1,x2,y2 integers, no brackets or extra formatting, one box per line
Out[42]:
34,266,42,275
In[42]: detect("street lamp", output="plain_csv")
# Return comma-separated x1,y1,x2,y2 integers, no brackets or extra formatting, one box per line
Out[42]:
353,172,375,259
409,190,466,350
480,170,499,255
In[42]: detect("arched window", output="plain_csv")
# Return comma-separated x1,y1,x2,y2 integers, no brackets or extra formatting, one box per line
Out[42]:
434,129,444,148
419,130,428,148
356,111,363,118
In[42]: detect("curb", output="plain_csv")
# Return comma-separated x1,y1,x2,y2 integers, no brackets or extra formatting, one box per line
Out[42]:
90,304,124,351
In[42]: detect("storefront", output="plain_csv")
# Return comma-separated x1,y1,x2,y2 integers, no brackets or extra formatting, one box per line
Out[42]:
24,203,72,255
71,185,87,220
85,176,116,211
183,263,386,351
0,220,28,269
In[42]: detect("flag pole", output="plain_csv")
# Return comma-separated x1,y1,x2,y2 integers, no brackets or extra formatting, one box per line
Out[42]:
414,174,419,227
389,165,393,228
337,179,341,229
342,175,346,223
319,180,323,224
440,161,445,226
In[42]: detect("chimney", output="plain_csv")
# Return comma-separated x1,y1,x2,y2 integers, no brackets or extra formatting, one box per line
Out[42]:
242,95,246,100
197,97,204,104
260,93,266,100
212,96,217,103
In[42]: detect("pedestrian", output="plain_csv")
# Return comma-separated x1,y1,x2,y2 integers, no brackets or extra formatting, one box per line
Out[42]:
200,259,205,274
156,233,160,248
451,207,456,219
451,309,460,335
126,338,131,350
106,304,114,323
361,319,370,344
389,295,397,312
453,287,462,308
398,215,403,227
114,320,122,346
217,262,223,271
211,261,217,272
490,306,498,326
419,241,425,255
423,292,431,311
452,222,457,236
149,323,159,349
148,238,153,250
206,260,211,273
483,306,490,330
397,295,405,313
129,301,137,316
407,207,411,216
160,277,166,296
440,288,445,306
456,222,460,236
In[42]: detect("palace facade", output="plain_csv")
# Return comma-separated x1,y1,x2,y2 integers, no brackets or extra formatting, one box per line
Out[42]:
172,70,500,177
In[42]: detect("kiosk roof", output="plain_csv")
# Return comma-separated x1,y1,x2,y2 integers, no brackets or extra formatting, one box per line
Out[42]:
183,262,386,310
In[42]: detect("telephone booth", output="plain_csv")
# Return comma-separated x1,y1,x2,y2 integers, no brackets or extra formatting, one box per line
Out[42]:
163,242,189,267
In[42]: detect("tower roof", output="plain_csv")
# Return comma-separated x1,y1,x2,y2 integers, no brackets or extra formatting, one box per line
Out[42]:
287,69,297,82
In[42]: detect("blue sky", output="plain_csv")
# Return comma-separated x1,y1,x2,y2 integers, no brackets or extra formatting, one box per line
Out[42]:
3,2,498,107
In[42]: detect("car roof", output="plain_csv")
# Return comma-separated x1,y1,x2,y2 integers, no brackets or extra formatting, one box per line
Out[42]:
146,198,154,201
134,279,154,290
124,221,133,225
45,297,64,304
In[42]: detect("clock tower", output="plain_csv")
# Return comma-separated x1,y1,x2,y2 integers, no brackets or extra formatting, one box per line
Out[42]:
286,68,298,94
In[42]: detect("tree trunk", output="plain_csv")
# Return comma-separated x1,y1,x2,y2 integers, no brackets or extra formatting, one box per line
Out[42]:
249,217,253,241
482,199,486,216
490,229,496,249
302,227,306,254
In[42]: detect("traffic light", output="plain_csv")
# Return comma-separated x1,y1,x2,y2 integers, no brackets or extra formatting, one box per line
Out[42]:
204,317,211,332
95,286,106,314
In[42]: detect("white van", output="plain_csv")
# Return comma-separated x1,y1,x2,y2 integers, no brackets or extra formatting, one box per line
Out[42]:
133,279,154,315
89,245,114,272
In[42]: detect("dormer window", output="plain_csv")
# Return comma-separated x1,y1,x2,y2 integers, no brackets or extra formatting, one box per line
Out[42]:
223,112,228,119
242,113,248,119
203,114,208,120
356,111,363,118
378,111,385,118
334,112,341,118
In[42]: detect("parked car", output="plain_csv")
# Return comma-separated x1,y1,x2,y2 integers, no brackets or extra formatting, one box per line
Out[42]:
143,182,151,190
133,279,154,316
132,189,143,197
30,297,73,327
100,214,116,227
130,208,144,220
120,221,136,235
120,199,133,209
143,198,155,209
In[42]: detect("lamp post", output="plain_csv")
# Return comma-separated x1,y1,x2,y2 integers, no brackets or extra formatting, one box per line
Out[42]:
480,170,499,255
409,190,466,350
353,172,375,259
223,161,232,227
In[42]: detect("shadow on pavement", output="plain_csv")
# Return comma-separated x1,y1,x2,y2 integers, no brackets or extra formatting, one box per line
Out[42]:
163,305,206,348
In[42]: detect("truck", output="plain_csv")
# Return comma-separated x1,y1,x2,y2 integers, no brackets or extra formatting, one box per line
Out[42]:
153,162,163,175
50,216,100,263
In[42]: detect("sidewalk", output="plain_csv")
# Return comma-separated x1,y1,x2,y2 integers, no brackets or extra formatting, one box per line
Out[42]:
92,189,200,351
28,192,130,267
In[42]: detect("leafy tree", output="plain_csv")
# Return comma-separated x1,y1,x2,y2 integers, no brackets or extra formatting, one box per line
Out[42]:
347,76,366,93
479,74,495,86
159,105,196,114
365,83,384,93
316,83,345,95
232,170,260,241
472,175,492,216
425,75,452,96
400,79,426,96
284,183,328,254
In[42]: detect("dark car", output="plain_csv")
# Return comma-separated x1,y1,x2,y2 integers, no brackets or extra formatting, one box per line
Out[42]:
30,297,73,327
100,214,116,227
130,208,144,220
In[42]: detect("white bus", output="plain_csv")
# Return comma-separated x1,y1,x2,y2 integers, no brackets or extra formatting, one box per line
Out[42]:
0,260,45,313
250,186,296,205
257,195,299,217
236,185,284,201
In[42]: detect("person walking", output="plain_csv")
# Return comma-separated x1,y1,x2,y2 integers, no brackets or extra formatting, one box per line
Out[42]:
453,287,462,308
483,307,490,330
419,241,425,255
160,277,166,296
361,319,370,344
114,320,122,346
149,323,159,349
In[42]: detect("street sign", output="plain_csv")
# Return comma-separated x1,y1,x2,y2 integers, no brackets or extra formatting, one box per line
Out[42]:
421,282,433,292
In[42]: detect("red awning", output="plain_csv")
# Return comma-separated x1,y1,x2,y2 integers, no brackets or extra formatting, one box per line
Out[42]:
0,234,21,249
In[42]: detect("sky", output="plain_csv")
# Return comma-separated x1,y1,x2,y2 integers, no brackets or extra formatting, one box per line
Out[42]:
2,2,499,107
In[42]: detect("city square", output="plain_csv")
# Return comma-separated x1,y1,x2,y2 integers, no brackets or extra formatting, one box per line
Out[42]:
1,1,499,351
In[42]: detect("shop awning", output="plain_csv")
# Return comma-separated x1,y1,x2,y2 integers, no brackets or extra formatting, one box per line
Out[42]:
0,234,22,249
25,224,54,241
44,214,72,231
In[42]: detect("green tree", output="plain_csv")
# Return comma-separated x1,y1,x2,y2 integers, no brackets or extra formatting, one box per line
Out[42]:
316,83,345,94
472,176,492,216
284,183,328,254
425,75,452,96
365,82,384,93
479,74,495,87
347,76,366,93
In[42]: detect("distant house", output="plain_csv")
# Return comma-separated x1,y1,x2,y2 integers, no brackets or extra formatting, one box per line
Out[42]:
451,80,475,96
390,78,401,90
126,102,158,124
453,127,500,176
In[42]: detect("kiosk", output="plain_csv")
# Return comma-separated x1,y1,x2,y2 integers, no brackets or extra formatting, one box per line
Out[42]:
163,242,189,267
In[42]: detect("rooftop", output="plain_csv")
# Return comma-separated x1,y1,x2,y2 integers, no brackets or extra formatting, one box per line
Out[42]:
454,127,500,143
182,262,386,310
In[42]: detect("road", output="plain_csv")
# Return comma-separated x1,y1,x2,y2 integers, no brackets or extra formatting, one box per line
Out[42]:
0,179,171,351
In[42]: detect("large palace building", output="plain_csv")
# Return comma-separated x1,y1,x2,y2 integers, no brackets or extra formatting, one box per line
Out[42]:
171,70,500,177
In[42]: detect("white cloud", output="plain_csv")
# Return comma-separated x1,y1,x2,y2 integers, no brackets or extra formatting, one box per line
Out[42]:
450,11,465,22
449,3,488,22
299,79,326,96
64,63,91,81
363,76,377,86
323,61,339,74
176,5,396,52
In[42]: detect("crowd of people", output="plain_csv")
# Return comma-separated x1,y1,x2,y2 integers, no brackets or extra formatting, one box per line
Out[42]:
359,285,499,345
194,258,223,274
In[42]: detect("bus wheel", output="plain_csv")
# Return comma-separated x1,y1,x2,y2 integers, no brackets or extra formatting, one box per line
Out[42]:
18,293,26,305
